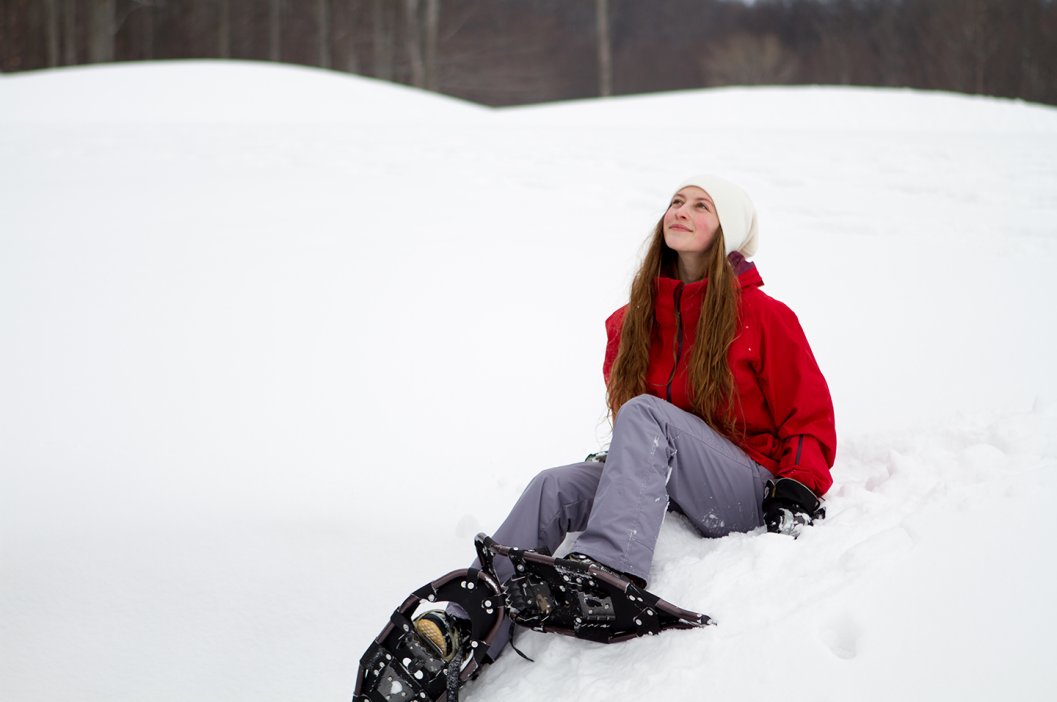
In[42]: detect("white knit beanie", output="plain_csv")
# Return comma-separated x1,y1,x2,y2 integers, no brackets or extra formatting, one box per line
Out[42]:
673,175,759,257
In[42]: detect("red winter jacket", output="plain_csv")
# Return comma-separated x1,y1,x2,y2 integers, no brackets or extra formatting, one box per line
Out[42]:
603,261,836,496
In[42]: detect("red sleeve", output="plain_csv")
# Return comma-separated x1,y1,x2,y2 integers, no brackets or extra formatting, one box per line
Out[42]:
756,299,836,496
602,306,628,384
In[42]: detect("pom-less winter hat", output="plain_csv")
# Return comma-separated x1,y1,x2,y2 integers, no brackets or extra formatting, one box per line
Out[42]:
673,175,759,257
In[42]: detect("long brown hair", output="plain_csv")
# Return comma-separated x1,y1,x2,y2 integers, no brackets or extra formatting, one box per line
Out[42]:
606,218,741,436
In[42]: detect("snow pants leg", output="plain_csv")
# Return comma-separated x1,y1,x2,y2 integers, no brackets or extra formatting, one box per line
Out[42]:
570,394,771,581
477,394,771,659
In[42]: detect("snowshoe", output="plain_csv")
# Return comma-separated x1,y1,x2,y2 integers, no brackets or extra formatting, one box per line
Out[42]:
475,533,713,644
353,568,507,702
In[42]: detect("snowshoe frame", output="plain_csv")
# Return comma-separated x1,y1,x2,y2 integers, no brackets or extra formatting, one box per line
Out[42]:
353,567,506,702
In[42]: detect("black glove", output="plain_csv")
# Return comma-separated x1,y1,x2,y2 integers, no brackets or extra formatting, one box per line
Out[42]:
762,478,825,538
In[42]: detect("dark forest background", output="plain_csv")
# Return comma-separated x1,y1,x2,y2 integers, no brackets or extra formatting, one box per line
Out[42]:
2,0,1055,107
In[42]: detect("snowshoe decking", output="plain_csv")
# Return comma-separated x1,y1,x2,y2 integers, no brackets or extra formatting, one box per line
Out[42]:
353,568,506,702
474,533,713,643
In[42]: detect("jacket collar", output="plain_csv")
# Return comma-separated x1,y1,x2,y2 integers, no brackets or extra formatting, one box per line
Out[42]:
655,254,764,295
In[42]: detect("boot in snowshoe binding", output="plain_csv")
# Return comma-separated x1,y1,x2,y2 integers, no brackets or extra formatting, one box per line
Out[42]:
353,568,506,702
413,611,464,663
475,533,712,644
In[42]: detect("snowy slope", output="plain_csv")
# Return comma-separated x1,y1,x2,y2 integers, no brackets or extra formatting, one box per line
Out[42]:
2,60,1056,701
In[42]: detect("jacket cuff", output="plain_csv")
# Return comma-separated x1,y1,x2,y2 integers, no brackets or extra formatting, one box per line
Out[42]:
777,434,833,496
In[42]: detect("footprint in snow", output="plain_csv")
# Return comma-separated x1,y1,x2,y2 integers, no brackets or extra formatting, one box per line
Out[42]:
819,611,862,660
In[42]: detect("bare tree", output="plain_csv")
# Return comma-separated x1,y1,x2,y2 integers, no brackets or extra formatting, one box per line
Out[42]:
318,0,331,68
373,0,394,80
424,0,440,90
596,0,612,96
269,0,282,61
43,0,60,66
112,1,159,61
398,0,441,90
970,0,987,94
88,0,115,63
141,1,155,59
335,0,359,73
62,0,76,64
217,0,230,59
1016,0,1047,100
404,0,426,87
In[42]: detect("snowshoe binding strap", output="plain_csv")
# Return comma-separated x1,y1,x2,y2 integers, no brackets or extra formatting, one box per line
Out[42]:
475,533,713,645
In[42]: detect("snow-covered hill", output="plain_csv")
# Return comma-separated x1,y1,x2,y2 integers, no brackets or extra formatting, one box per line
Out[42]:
2,60,1056,701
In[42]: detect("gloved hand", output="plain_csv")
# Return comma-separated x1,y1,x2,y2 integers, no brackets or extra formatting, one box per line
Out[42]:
762,478,825,538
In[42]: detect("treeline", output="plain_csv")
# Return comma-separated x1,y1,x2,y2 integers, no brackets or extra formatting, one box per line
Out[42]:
2,0,1055,107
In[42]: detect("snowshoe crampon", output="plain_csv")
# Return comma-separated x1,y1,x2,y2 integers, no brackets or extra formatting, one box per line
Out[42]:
475,533,713,644
353,568,506,702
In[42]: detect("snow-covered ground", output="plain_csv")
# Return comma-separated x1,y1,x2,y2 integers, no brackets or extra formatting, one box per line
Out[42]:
2,60,1056,701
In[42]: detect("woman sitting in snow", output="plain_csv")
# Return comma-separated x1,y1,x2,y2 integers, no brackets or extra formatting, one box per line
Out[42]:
418,175,837,663
480,175,836,589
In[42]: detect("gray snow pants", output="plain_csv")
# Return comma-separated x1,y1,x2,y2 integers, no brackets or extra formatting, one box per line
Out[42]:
475,394,772,658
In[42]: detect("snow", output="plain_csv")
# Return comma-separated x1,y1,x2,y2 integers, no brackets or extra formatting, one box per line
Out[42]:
2,59,1056,701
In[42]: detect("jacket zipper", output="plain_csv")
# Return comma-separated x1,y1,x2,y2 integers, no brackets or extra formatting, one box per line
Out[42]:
665,285,684,403
795,435,804,465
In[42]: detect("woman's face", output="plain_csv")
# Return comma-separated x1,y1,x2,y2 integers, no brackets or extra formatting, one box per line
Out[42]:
663,186,720,256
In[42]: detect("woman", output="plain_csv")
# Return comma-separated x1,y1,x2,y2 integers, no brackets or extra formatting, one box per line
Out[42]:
484,173,834,579
457,175,835,661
